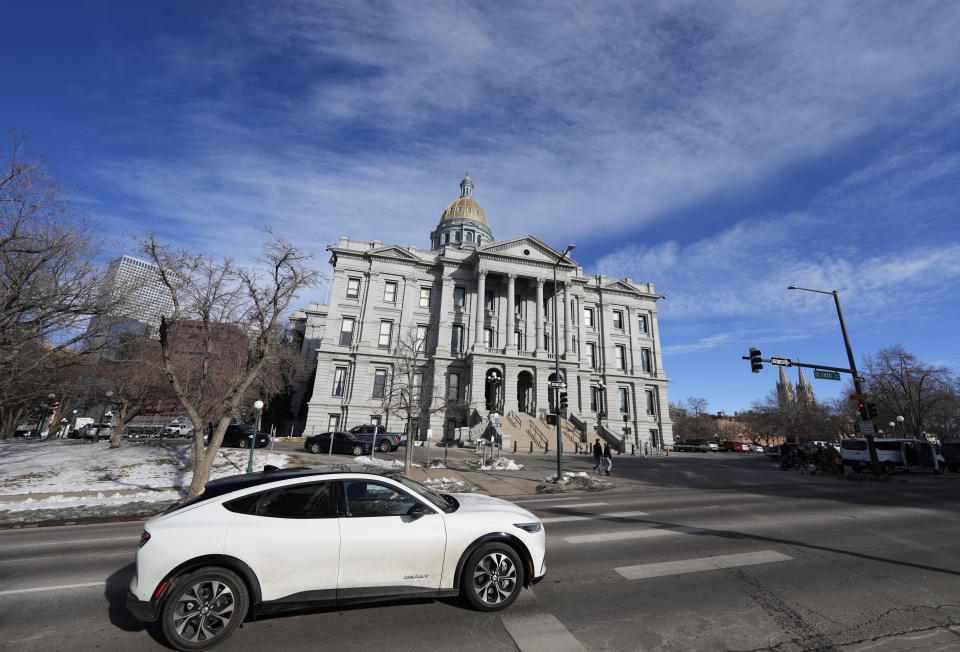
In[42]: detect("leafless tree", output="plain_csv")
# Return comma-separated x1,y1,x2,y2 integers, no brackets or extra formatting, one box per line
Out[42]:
139,230,321,498
0,132,120,428
861,345,956,437
380,324,464,474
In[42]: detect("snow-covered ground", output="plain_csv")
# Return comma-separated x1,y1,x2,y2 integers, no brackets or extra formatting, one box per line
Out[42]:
537,470,612,493
465,456,525,471
0,439,293,513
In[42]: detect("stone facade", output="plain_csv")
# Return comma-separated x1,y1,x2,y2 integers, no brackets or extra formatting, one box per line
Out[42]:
290,175,673,451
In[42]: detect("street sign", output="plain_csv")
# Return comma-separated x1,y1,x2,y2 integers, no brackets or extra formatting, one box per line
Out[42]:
814,369,841,381
854,376,865,384
850,393,868,400
860,421,875,435
549,381,567,388
769,357,791,366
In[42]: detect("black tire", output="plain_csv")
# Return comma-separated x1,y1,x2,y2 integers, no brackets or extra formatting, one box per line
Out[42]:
378,440,392,453
308,443,321,454
883,461,895,475
160,567,249,651
352,445,363,456
238,439,248,449
461,542,523,612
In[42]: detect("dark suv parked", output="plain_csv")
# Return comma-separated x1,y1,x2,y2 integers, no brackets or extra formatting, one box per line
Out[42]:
217,424,270,448
941,441,960,472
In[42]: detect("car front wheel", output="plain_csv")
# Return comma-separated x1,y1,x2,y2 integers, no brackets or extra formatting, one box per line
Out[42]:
462,543,523,611
237,439,248,449
308,443,321,454
352,445,363,456
161,567,249,651
378,440,391,453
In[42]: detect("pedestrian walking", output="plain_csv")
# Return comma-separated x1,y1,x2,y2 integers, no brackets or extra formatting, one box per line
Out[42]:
603,442,613,476
592,438,603,473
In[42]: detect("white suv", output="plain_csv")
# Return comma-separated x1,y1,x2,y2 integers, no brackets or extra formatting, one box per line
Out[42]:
127,469,546,650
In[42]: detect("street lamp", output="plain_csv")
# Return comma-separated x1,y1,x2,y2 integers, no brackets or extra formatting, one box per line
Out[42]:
247,400,264,473
596,380,607,430
551,244,575,482
896,415,905,436
787,285,879,472
94,390,113,443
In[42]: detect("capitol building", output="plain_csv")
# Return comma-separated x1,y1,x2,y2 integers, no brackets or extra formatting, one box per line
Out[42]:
291,173,673,452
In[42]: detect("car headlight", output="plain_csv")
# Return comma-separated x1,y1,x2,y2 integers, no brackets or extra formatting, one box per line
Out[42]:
514,522,542,534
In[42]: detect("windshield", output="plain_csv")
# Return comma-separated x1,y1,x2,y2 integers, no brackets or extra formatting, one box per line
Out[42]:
388,474,458,513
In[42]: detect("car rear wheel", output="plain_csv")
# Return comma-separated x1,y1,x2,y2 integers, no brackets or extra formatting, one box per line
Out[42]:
352,445,363,456
237,439,248,449
161,567,249,651
378,440,392,453
308,443,321,454
462,542,523,611
883,461,895,475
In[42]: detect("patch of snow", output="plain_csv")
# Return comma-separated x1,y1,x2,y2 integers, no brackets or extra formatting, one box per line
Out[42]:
354,455,420,469
537,471,611,493
422,477,478,493
465,456,525,471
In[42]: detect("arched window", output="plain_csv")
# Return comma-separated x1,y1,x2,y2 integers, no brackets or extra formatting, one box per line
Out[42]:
454,231,461,242
477,236,482,246
465,231,474,242
443,232,449,244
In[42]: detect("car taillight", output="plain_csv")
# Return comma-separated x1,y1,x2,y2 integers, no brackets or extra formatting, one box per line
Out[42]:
139,531,150,548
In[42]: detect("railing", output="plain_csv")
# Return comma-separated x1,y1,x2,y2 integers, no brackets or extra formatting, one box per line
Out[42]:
506,411,522,429
597,422,625,451
569,413,588,442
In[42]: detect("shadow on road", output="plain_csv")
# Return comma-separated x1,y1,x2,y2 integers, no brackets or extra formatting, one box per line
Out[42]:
105,562,168,646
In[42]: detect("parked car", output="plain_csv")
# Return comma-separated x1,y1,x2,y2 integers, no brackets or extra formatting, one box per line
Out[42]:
347,424,405,452
161,423,194,438
749,443,764,453
672,438,710,453
840,437,945,474
217,424,270,449
305,431,373,457
126,469,547,650
704,441,720,452
941,441,960,472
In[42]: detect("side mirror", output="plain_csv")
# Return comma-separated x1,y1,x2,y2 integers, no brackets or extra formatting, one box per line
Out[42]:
407,503,432,520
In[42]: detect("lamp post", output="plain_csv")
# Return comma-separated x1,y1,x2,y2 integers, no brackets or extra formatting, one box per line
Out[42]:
597,379,606,431
896,415,905,436
551,244,575,482
788,285,879,472
247,400,264,473
93,390,113,443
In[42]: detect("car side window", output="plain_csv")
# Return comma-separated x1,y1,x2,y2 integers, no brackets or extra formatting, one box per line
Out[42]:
344,480,417,518
225,482,339,519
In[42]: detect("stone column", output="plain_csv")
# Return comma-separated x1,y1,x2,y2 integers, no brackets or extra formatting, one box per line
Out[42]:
562,280,571,357
474,270,486,351
437,275,453,355
505,273,516,351
535,278,544,352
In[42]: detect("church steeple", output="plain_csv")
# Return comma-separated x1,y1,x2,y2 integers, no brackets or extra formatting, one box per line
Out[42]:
459,171,474,198
777,366,796,408
796,367,816,405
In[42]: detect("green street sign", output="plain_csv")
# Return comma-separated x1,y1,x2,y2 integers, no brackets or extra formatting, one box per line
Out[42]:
814,369,841,381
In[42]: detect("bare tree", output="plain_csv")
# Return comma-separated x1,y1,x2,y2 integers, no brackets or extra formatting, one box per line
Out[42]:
380,324,464,474
861,345,956,436
0,132,120,429
139,230,321,498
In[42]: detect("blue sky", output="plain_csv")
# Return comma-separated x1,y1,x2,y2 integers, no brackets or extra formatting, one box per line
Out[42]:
4,1,960,414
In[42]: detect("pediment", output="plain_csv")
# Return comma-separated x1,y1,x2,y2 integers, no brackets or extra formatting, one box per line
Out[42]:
602,279,642,295
477,235,577,266
368,246,421,262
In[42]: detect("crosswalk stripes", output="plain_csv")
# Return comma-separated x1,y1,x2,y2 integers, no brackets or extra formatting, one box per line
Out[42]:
615,550,793,580
538,510,648,524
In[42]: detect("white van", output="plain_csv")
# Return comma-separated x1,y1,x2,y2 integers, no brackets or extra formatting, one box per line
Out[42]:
840,437,945,474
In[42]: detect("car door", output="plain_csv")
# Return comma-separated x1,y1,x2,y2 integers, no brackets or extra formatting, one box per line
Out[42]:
223,480,341,602
337,478,446,597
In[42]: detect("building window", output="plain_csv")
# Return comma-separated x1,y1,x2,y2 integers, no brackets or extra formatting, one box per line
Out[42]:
346,277,360,299
419,287,432,308
485,327,494,348
448,373,460,400
590,386,599,412
616,345,626,370
443,232,449,244
477,236,482,246
413,372,423,400
416,325,428,353
641,348,652,373
378,320,393,349
619,387,629,413
332,367,347,396
646,390,655,415
383,281,397,303
454,286,465,308
485,291,495,311
514,330,522,349
372,369,387,399
515,297,522,317
454,231,461,242
588,342,597,369
638,314,648,334
584,307,594,327
571,336,577,353
465,231,474,242
545,335,551,354
339,317,355,346
613,310,623,329
327,414,340,432
451,325,464,353
370,414,382,427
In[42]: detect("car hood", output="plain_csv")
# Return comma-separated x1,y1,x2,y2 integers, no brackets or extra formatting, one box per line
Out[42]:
450,493,538,521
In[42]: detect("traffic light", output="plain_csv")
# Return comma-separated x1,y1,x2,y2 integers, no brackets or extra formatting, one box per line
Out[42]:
749,348,762,373
857,400,870,420
867,402,879,419
559,391,568,410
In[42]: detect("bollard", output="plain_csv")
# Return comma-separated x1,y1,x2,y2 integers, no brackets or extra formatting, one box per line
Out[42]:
631,444,635,455
529,441,533,453
545,442,549,454
513,441,517,453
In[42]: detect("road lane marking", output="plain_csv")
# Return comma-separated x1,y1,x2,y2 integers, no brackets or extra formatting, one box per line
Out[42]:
540,511,648,524
501,611,586,652
2,536,136,550
615,551,793,580
534,502,608,510
565,526,705,544
0,581,105,597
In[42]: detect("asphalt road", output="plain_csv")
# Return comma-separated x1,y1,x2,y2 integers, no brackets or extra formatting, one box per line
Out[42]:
2,453,958,651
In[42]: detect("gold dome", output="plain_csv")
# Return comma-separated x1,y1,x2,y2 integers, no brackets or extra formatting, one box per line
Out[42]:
440,196,488,226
